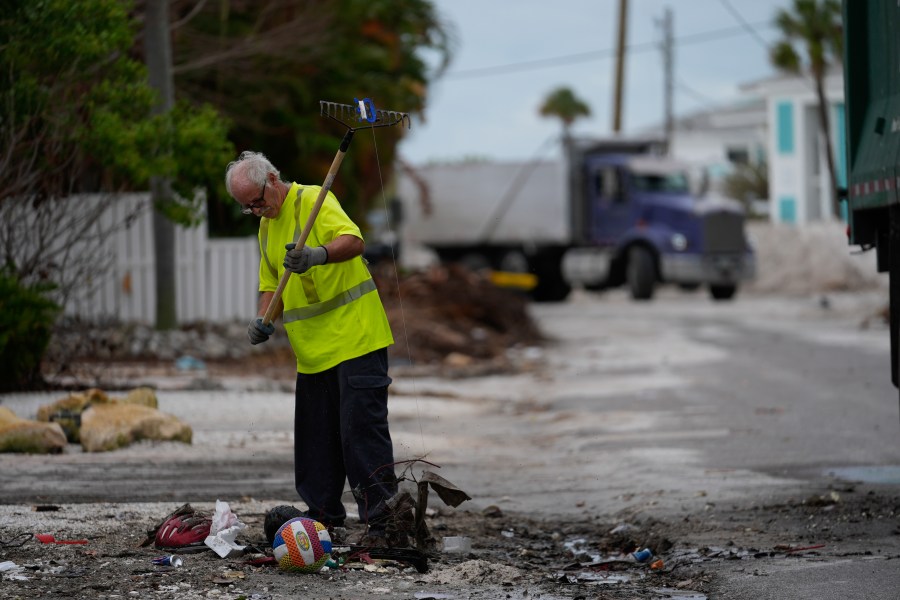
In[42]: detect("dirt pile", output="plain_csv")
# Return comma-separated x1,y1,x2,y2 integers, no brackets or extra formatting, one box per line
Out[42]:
373,263,544,366
43,265,545,386
745,221,886,295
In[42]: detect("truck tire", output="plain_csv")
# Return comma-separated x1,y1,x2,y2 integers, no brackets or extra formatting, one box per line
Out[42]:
459,253,491,273
627,246,655,300
531,255,571,302
709,284,737,301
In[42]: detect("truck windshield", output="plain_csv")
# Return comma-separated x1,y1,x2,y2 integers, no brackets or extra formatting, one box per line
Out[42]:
630,172,690,194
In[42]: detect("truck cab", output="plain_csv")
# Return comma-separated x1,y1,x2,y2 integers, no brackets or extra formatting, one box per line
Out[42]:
563,146,756,300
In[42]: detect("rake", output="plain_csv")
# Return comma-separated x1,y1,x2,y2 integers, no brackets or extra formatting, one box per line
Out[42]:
262,99,410,326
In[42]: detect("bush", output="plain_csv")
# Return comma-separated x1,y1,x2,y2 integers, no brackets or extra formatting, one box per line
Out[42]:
0,269,60,392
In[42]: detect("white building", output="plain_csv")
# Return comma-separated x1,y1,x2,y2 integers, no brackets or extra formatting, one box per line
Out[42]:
741,68,845,225
641,68,845,226
666,97,768,180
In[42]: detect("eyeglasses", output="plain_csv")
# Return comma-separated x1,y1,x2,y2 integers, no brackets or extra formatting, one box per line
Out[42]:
241,183,267,215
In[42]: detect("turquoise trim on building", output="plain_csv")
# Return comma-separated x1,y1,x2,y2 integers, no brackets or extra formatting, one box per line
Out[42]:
779,196,797,224
835,102,847,187
777,101,794,155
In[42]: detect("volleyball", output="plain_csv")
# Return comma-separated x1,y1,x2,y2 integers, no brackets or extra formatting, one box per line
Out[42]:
272,517,332,573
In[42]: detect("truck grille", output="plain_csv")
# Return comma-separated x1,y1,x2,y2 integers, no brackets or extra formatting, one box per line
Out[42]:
703,211,746,253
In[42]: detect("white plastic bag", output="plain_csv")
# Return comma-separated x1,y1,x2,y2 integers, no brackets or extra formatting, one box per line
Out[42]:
204,499,247,558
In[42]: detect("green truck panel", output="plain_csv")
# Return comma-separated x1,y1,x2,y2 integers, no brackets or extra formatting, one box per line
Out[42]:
844,0,900,236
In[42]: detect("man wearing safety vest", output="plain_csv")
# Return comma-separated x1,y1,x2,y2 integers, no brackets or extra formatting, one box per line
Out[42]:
225,150,400,546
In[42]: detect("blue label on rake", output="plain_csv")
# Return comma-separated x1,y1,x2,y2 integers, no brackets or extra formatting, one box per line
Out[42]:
354,97,377,123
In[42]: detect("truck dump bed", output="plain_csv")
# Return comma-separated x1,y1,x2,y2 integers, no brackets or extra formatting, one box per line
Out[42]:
396,160,570,248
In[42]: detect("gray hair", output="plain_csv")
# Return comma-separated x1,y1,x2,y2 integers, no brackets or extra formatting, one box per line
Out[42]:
224,151,280,197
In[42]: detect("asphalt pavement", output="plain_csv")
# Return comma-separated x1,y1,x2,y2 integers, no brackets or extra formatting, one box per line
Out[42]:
2,288,900,599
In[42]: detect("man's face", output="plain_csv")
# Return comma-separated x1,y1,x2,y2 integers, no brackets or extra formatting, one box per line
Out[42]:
233,170,274,217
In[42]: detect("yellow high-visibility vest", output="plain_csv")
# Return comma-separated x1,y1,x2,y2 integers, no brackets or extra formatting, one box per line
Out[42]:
258,183,393,374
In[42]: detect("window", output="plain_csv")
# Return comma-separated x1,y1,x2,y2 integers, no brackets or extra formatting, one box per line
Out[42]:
630,171,690,194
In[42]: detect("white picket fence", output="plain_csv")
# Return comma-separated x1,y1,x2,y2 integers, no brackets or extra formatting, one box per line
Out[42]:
64,194,259,324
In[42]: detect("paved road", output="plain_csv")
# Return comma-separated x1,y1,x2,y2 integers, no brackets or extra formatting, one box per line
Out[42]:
2,288,899,598
2,289,898,508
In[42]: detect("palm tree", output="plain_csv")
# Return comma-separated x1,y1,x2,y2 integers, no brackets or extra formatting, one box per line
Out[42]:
539,87,591,147
770,0,843,218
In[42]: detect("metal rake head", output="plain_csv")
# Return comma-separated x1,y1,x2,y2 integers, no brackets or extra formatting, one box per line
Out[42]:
320,99,411,130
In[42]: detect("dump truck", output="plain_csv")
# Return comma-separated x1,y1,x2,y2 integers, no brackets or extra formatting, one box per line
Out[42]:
842,0,900,398
395,138,755,302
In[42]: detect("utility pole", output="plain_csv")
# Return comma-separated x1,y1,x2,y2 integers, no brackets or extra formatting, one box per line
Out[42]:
658,7,674,152
612,0,628,133
144,0,177,330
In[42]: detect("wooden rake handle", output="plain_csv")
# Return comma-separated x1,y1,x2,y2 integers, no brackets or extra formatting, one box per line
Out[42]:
262,129,355,326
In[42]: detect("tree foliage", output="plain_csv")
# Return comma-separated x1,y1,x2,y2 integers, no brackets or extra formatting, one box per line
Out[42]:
722,161,770,217
0,0,234,223
539,87,592,132
0,268,60,392
770,0,843,216
160,0,455,235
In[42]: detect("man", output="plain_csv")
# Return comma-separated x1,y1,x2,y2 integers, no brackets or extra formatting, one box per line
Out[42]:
224,150,399,545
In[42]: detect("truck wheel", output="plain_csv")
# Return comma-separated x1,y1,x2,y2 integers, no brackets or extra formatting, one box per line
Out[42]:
459,253,491,273
531,255,571,302
709,284,737,301
627,246,655,300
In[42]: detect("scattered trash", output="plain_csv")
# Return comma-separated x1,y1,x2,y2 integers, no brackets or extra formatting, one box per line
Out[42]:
143,504,212,553
481,505,503,518
559,570,632,585
650,559,665,570
0,560,29,581
632,548,653,563
442,536,472,554
609,523,638,535
0,533,33,548
500,530,514,538
175,355,206,371
563,538,602,563
775,543,826,554
35,533,88,545
415,592,455,599
204,500,247,558
152,555,183,567
652,588,707,600
33,505,61,512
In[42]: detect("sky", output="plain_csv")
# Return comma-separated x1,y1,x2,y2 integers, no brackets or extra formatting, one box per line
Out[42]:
397,0,795,165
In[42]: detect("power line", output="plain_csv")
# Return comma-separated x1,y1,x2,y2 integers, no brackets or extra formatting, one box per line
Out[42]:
717,0,771,50
443,21,774,80
676,79,720,110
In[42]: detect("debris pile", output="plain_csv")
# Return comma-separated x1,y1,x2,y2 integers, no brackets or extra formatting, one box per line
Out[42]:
0,387,192,453
43,265,545,382
373,263,545,365
0,407,67,454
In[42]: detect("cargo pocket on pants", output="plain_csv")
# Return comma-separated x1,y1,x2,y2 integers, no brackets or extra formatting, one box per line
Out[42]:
348,375,392,390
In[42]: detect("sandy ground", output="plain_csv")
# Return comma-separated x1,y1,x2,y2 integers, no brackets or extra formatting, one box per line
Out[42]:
1,220,898,599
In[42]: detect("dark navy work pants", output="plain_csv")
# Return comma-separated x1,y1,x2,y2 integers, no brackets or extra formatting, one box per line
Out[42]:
294,347,397,529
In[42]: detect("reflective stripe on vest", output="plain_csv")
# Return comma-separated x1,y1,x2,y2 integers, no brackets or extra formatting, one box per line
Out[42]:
282,277,378,323
258,219,278,278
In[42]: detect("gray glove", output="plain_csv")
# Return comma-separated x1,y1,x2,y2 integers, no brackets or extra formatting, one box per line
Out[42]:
247,317,275,345
283,243,327,274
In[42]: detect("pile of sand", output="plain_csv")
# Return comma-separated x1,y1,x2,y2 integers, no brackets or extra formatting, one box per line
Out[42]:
744,221,886,296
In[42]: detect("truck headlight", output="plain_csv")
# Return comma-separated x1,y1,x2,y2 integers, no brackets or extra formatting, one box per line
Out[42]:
671,233,688,251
